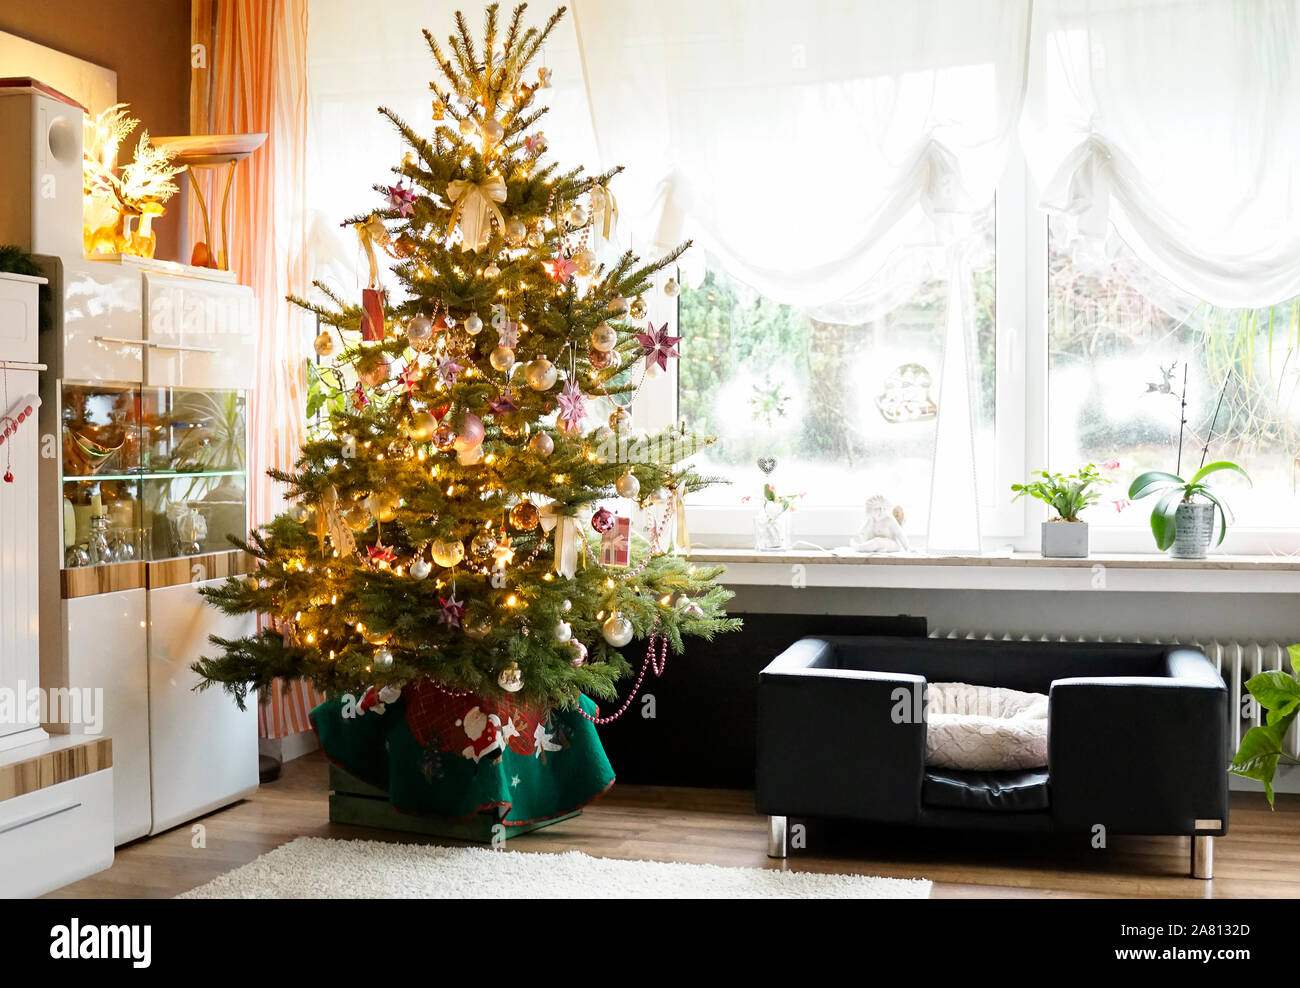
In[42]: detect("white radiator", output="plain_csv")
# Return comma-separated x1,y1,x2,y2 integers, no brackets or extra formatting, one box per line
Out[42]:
929,630,1300,762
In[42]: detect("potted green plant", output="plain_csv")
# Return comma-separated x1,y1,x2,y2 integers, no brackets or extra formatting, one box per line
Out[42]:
1011,464,1107,558
1127,370,1250,558
1127,461,1250,558
1232,644,1300,804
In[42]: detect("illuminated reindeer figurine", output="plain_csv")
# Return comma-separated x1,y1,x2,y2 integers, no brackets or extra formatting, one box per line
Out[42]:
83,105,180,259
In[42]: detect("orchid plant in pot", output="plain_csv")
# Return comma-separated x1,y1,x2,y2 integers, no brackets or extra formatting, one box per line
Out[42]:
1127,369,1250,559
1011,464,1107,558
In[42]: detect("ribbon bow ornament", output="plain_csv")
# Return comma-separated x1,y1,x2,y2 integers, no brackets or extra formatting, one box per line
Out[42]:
354,214,390,289
589,183,619,249
539,503,591,579
445,175,507,252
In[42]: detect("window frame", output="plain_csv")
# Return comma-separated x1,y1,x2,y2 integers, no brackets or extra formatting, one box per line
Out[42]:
641,146,1300,557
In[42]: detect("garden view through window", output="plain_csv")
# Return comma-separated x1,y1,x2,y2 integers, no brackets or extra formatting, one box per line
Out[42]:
1047,218,1300,534
676,206,997,533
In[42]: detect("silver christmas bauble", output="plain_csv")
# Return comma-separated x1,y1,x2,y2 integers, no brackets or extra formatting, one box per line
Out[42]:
602,614,634,648
615,471,641,499
565,203,588,227
288,501,310,523
590,322,617,352
484,262,501,279
374,647,393,667
663,277,680,297
573,249,597,277
554,621,572,643
464,312,484,335
525,358,557,391
608,296,629,316
505,217,527,245
482,119,505,145
410,557,432,580
406,316,434,343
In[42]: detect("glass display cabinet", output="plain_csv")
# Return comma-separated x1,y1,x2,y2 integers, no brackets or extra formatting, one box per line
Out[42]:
59,382,248,568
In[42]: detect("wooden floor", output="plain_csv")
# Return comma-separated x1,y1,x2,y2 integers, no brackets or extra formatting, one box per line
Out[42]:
49,751,1300,898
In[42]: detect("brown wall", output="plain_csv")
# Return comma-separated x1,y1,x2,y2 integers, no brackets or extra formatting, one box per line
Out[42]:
0,0,192,260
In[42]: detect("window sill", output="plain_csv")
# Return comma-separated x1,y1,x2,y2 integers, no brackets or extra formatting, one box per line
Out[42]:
685,548,1300,594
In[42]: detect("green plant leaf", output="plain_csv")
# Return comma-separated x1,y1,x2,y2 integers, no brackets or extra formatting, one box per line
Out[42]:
1189,460,1252,487
1150,488,1182,550
1129,471,1184,500
1287,644,1300,676
1245,670,1300,713
1231,711,1298,807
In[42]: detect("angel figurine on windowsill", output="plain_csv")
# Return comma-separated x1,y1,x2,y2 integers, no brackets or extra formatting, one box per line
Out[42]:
850,495,911,553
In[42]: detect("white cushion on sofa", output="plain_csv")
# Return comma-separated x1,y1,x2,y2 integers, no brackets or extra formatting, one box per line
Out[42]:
924,682,1049,771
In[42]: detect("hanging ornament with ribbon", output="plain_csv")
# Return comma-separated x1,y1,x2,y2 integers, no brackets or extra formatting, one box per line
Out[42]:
445,175,506,252
354,214,389,340
539,503,591,579
589,183,619,250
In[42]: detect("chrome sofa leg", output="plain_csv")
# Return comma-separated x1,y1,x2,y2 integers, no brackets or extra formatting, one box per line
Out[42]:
767,815,788,859
1191,835,1213,880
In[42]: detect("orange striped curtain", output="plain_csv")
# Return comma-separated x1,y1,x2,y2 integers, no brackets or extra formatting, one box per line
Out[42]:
191,0,323,737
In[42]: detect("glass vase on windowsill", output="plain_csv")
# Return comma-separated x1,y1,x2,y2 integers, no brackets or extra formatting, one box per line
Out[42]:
750,482,803,552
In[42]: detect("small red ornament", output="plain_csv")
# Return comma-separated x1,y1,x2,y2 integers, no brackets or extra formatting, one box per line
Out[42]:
3,469,12,484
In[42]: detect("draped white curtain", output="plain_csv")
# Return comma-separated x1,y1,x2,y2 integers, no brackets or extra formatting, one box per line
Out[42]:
573,0,1031,320
575,0,1300,314
1022,0,1300,310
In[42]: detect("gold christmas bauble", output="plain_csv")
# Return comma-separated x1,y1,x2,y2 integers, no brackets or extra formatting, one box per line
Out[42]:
313,331,336,357
629,296,648,320
288,501,310,523
482,119,505,145
470,532,498,559
573,249,597,277
431,539,465,568
366,490,400,523
464,312,484,335
432,423,456,451
465,617,493,640
609,407,632,431
509,500,540,531
565,203,588,227
345,504,373,532
406,315,434,343
408,411,438,442
458,117,476,136
490,346,515,372
524,358,557,391
663,277,681,297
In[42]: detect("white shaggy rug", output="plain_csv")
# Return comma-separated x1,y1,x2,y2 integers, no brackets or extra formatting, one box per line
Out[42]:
179,837,931,899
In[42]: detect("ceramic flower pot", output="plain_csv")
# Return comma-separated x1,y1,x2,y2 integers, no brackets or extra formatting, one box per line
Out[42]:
1041,520,1088,558
1170,501,1216,559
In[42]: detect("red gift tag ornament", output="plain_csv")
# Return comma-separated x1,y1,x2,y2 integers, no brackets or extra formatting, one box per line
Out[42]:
360,287,385,341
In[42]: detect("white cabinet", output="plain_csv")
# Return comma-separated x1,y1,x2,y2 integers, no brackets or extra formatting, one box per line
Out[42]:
62,589,150,843
142,271,256,390
0,766,113,898
147,578,258,834
43,256,145,383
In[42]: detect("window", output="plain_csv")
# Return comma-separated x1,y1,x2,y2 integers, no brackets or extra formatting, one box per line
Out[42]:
1048,219,1300,540
675,204,999,538
666,158,1300,554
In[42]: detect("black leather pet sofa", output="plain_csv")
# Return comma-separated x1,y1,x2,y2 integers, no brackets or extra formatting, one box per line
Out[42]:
757,636,1229,878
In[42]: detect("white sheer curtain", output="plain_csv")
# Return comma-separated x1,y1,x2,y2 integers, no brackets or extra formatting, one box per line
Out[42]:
572,0,1031,319
1022,0,1300,309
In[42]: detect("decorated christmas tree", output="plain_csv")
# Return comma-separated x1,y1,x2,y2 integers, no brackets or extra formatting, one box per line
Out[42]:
193,2,738,766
